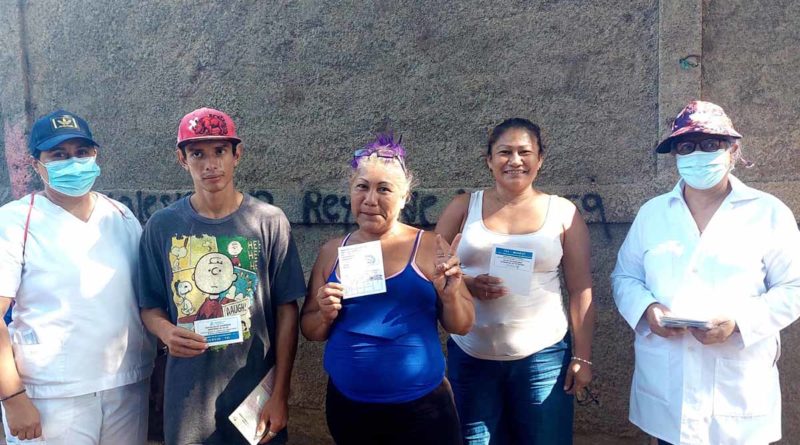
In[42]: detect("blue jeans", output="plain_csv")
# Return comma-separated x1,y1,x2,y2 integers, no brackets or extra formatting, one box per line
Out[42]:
447,337,573,445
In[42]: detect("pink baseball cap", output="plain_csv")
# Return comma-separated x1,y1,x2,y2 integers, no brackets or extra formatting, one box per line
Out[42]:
655,100,742,153
177,107,242,148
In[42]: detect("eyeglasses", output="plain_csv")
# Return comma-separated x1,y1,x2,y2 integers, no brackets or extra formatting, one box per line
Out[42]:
576,385,600,407
673,138,731,156
353,148,407,173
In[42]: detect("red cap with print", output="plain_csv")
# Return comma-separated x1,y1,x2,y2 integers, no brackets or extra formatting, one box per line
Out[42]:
655,100,742,153
177,107,242,148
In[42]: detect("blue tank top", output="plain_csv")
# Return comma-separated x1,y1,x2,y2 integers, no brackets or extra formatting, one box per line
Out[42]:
323,230,445,403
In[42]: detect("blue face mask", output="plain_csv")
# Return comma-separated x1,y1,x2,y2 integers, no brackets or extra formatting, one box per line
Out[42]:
676,149,730,190
40,156,101,197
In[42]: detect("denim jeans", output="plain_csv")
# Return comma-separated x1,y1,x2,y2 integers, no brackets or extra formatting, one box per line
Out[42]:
447,337,574,445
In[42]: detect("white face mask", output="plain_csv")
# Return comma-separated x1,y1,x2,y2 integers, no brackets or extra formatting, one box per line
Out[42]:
676,149,731,190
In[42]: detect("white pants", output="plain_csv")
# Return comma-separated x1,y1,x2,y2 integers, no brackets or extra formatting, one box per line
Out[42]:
1,379,149,445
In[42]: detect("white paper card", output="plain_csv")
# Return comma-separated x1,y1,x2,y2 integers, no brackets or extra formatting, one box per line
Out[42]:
489,246,535,296
337,240,387,299
229,367,276,445
660,316,713,330
194,315,243,346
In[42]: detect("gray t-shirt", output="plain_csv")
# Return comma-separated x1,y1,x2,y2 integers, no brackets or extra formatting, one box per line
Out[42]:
138,194,305,445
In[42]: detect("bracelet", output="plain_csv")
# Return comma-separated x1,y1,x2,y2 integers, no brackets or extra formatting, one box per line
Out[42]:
0,388,26,402
571,356,593,366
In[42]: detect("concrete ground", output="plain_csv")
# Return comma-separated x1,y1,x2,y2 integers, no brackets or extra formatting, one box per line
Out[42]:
1,429,650,445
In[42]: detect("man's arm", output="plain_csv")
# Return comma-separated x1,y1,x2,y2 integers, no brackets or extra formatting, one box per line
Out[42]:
257,301,299,443
258,213,305,442
140,307,207,358
137,214,206,357
0,297,41,441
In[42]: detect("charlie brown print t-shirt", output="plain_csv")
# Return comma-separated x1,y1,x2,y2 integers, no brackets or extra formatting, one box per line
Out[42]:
138,194,305,445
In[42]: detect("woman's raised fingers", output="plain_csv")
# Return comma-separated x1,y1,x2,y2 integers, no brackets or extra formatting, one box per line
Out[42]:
448,233,462,256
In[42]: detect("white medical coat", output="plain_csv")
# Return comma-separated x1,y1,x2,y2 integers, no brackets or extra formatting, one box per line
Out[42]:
612,176,800,444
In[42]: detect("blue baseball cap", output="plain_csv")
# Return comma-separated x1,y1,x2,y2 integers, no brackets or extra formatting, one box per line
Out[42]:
29,109,98,156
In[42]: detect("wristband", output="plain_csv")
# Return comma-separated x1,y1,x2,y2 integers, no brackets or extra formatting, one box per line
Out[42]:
0,388,26,402
570,356,593,366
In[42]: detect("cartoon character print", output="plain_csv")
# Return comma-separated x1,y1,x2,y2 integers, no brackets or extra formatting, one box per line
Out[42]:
193,252,238,320
174,281,195,315
227,240,243,267
169,235,261,346
232,290,252,333
170,237,189,271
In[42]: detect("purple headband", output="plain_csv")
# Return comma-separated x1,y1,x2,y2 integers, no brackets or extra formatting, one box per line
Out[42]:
350,133,407,169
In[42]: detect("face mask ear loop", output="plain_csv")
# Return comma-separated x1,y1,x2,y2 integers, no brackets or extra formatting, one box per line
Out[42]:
738,154,755,169
731,143,755,169
36,160,50,187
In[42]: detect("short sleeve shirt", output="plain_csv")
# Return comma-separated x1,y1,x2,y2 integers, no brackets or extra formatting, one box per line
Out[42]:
138,194,306,445
0,193,154,398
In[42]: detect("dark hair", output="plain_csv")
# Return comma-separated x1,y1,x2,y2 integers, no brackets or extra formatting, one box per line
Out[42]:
487,118,545,156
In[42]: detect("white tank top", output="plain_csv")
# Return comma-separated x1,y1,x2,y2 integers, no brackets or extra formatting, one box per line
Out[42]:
451,190,569,360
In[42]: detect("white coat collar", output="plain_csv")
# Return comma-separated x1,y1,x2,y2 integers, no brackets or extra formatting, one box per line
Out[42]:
667,174,759,207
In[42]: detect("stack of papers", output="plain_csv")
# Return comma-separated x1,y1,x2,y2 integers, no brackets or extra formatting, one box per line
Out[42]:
229,367,276,445
660,316,713,330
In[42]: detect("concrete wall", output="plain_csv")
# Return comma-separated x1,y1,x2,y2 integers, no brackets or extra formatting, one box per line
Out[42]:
1,0,798,443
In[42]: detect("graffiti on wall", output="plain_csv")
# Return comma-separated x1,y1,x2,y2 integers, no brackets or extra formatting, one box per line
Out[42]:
565,192,611,240
104,190,275,223
100,188,610,240
301,190,438,225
